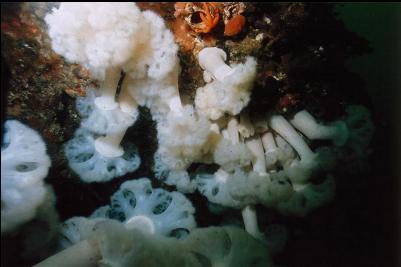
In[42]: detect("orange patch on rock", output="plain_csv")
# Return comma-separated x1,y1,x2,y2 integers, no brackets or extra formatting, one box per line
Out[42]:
224,14,246,36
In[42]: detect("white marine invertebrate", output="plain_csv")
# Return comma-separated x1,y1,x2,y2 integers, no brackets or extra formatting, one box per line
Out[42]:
195,47,257,120
290,109,349,146
38,220,273,267
1,120,51,233
64,129,140,183
91,178,196,236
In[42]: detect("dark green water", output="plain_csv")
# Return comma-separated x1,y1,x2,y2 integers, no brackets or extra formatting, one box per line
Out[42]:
336,3,401,120
336,3,400,267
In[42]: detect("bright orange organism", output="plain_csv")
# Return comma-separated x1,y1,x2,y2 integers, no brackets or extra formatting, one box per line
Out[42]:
174,2,221,34
194,2,220,33
174,2,246,36
224,14,246,36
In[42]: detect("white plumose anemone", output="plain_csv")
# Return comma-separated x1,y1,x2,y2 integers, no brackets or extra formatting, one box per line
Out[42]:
1,120,51,233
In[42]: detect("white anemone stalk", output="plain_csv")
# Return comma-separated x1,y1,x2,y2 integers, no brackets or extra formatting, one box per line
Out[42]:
225,117,265,240
227,117,240,144
198,47,235,82
94,68,121,111
261,132,279,170
238,112,255,138
94,129,127,158
243,136,266,240
119,76,139,114
94,75,139,158
290,110,349,146
245,137,267,175
270,115,315,159
269,115,318,183
241,205,265,241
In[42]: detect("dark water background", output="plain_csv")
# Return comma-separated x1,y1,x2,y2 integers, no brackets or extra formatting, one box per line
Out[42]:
337,4,400,266
275,4,400,267
307,3,400,267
